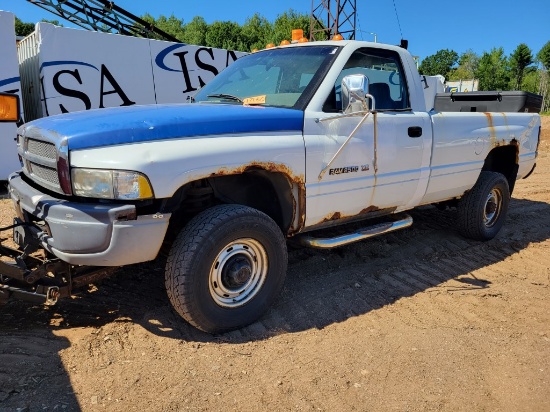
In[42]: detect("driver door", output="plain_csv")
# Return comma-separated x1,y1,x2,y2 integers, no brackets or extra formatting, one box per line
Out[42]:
303,47,431,227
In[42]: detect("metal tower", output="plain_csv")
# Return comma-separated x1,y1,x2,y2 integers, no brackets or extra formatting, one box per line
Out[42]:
309,0,357,41
25,0,180,42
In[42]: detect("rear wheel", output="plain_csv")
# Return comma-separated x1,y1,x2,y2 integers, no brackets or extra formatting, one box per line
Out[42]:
165,204,287,334
457,171,510,240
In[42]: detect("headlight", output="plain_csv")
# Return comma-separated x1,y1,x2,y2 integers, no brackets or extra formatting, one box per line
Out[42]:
71,168,154,199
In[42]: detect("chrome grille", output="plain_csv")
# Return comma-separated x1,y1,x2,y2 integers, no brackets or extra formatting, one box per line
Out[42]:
28,162,60,188
27,139,57,161
18,131,64,194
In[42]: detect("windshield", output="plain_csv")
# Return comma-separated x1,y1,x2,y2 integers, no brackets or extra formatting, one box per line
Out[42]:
193,46,340,109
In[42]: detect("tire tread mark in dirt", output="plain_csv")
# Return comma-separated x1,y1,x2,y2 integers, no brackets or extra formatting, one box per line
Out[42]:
260,307,293,334
277,296,312,331
241,320,269,337
392,270,433,290
375,271,421,297
332,285,374,318
402,267,446,288
522,251,550,274
301,293,347,328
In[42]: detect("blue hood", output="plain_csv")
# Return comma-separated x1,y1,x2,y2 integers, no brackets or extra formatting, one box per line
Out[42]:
25,104,304,150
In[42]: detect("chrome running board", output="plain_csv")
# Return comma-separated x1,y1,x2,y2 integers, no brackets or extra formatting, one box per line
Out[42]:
298,214,413,249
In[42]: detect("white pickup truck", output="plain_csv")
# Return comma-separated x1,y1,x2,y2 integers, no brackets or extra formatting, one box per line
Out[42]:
0,40,541,333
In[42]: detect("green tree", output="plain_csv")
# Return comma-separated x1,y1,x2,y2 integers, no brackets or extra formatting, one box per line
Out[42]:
141,13,186,41
183,16,208,46
475,47,510,90
418,49,459,78
537,41,550,69
14,16,34,37
205,21,243,50
448,50,479,80
271,10,310,45
536,41,550,112
521,70,540,94
159,14,186,41
241,13,272,51
509,43,533,90
41,19,62,26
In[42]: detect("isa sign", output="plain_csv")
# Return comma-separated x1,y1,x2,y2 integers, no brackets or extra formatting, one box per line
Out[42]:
151,42,241,103
37,23,246,116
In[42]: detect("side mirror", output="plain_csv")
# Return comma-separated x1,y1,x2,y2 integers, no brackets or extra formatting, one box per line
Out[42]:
341,74,370,113
0,92,20,123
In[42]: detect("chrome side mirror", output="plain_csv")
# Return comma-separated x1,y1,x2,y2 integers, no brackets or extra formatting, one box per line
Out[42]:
341,74,372,113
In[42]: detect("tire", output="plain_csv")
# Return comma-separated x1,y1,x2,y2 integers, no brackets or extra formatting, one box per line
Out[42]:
457,171,510,241
165,204,288,334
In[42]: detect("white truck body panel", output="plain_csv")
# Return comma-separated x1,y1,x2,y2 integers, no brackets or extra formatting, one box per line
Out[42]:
70,130,306,199
303,111,434,226
421,111,540,204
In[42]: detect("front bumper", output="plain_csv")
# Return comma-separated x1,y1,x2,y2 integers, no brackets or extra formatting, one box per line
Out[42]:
7,172,170,266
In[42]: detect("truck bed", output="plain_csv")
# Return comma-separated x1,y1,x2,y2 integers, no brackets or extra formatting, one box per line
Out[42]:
434,91,542,113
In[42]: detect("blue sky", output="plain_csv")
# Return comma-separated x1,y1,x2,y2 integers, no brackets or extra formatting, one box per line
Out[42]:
3,0,550,62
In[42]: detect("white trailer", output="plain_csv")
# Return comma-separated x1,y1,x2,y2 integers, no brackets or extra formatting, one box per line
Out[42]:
0,11,22,179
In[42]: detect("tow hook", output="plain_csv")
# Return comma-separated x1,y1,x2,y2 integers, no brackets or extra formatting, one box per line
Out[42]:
45,286,60,305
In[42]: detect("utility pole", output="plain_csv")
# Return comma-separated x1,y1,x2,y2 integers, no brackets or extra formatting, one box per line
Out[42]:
309,0,357,41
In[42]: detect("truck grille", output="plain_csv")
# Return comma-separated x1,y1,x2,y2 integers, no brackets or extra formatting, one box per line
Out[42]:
28,162,60,188
27,139,57,161
18,133,64,194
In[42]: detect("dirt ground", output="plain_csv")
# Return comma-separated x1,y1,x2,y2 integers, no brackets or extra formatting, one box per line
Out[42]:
0,117,549,412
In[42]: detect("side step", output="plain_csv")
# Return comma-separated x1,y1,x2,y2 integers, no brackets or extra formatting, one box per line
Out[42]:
298,214,413,249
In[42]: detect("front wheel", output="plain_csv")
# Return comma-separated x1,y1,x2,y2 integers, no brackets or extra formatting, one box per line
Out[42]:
165,204,288,334
457,171,511,241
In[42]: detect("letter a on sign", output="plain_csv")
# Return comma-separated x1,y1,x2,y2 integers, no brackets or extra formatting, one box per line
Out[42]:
99,64,135,108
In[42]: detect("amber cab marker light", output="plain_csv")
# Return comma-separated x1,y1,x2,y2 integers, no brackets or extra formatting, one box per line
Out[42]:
266,43,275,49
291,29,303,43
332,33,344,41
0,93,20,122
280,39,290,46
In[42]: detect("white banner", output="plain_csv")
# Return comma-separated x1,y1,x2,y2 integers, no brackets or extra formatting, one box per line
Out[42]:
0,11,23,179
150,42,241,104
37,23,246,116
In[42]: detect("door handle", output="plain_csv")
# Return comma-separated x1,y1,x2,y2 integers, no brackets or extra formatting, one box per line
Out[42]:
408,126,422,138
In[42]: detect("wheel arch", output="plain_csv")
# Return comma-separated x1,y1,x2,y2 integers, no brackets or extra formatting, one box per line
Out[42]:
208,169,297,232
481,143,519,194
161,167,304,237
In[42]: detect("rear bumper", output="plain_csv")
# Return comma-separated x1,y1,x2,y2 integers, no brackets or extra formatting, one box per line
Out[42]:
8,172,170,266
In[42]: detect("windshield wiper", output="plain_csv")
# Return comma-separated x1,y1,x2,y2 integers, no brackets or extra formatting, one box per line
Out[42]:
206,93,243,103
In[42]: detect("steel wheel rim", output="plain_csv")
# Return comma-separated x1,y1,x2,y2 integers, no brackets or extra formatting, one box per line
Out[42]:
209,238,268,308
483,188,502,228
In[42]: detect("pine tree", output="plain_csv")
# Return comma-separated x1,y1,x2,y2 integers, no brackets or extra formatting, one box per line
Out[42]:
509,44,533,90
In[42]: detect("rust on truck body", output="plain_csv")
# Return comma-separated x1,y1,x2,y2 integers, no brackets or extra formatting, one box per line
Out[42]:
210,161,306,235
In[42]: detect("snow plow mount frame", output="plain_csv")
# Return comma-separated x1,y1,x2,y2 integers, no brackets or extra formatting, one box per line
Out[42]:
0,219,117,306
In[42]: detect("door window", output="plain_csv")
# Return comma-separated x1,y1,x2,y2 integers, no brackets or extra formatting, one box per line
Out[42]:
323,48,410,112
